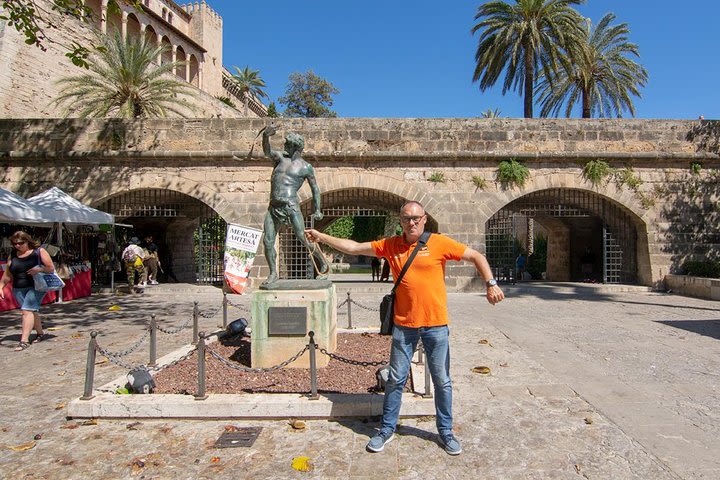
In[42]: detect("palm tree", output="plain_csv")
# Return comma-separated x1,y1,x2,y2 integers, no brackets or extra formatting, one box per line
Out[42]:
55,33,194,118
481,108,502,118
472,0,585,118
536,13,648,118
231,66,268,116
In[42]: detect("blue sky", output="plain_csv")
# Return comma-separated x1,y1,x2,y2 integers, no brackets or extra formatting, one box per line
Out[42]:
210,1,719,119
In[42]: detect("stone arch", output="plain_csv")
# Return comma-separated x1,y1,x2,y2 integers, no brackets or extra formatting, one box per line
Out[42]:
105,5,122,34
144,25,158,50
84,0,103,31
126,12,142,40
312,172,442,225
175,46,187,80
188,54,200,87
160,36,173,65
484,179,652,286
93,179,232,285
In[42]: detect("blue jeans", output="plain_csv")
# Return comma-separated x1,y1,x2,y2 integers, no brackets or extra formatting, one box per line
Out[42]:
380,325,453,435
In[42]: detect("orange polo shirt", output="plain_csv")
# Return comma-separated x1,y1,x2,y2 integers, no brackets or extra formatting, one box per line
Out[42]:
371,233,466,328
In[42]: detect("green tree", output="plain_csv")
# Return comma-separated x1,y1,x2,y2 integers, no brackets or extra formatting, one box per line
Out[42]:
266,101,279,118
55,33,195,118
471,0,585,118
1,0,143,68
481,108,502,118
279,70,339,118
230,65,268,116
536,13,648,118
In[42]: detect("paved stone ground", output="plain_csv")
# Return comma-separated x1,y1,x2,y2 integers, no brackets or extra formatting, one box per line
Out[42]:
0,281,718,479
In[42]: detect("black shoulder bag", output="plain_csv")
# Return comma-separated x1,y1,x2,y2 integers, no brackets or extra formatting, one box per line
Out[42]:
379,231,431,335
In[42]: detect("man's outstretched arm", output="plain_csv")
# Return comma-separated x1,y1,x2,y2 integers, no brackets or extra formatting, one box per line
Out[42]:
461,247,505,305
305,229,375,257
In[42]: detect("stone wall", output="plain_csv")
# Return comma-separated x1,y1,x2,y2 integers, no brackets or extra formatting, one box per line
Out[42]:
665,274,720,301
1,118,718,290
0,1,252,118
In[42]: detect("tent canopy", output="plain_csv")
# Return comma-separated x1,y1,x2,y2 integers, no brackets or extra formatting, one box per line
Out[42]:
26,187,114,225
0,187,47,225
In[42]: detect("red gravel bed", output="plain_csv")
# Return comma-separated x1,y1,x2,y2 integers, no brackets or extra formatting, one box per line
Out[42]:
153,332,392,394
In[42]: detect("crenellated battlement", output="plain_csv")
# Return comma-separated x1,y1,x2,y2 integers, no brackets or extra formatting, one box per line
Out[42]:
182,1,222,24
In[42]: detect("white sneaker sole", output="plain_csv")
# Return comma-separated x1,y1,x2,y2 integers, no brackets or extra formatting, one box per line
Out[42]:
366,433,394,453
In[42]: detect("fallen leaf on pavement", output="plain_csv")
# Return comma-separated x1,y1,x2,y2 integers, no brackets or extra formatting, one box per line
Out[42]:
130,458,145,474
81,419,98,426
108,305,121,311
47,326,64,331
126,422,142,430
478,339,494,347
289,420,306,430
584,417,593,425
224,425,241,432
472,366,491,374
211,456,220,463
71,333,83,339
94,358,108,365
33,434,43,440
60,422,79,429
57,371,66,376
55,403,66,410
291,456,313,472
499,362,509,367
7,441,36,451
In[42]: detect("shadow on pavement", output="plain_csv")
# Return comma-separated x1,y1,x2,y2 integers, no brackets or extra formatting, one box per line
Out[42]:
655,319,720,340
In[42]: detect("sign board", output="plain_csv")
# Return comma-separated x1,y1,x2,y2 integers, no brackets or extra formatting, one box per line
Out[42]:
224,224,262,295
268,307,307,336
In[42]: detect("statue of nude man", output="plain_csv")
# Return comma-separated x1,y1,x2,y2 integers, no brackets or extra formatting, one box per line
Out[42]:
261,125,329,286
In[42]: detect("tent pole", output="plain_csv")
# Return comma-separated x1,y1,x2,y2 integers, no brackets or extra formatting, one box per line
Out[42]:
110,224,115,294
57,223,63,304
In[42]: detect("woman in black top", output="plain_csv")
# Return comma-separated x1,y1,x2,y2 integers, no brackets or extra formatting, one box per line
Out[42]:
0,231,56,351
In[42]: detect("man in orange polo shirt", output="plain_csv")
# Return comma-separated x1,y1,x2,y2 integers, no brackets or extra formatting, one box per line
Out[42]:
305,200,504,455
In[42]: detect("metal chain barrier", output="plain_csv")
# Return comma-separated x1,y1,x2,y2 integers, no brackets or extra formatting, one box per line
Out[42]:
198,306,221,319
205,341,309,373
95,339,197,372
95,343,144,370
95,328,150,358
155,314,194,335
225,297,250,313
348,298,380,312
336,298,349,309
317,346,388,367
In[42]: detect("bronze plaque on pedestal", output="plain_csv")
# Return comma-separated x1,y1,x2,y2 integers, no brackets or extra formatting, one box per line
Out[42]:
268,307,307,336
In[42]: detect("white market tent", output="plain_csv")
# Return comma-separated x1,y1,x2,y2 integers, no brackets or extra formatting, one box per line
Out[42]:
26,187,114,225
0,187,46,225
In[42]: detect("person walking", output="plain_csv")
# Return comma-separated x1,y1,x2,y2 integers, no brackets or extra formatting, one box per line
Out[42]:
370,257,381,281
122,237,147,293
305,201,505,455
0,231,56,351
141,235,161,285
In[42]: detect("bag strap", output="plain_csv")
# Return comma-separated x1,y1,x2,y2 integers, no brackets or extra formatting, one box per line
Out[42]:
35,248,44,267
390,231,431,295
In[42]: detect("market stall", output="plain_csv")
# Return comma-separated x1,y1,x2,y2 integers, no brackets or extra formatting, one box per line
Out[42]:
1,187,116,310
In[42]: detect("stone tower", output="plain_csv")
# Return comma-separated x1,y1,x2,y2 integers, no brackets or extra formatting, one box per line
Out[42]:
183,1,224,97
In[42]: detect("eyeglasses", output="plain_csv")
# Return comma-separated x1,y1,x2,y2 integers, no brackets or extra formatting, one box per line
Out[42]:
12,241,26,246
399,215,425,224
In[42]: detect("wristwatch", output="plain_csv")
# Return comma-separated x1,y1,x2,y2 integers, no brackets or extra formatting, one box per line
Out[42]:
486,278,498,288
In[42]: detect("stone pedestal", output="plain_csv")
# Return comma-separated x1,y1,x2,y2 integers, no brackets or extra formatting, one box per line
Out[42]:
250,281,337,368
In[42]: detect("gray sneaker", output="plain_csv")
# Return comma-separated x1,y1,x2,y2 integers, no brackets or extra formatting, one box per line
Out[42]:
439,432,462,455
366,430,395,453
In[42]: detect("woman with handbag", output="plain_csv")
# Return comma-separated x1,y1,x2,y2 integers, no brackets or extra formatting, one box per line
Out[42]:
0,231,55,351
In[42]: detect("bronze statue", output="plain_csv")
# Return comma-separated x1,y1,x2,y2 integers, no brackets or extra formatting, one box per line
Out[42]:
261,125,329,286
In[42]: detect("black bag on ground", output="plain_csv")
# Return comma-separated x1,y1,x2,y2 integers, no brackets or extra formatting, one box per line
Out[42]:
377,231,431,336
379,293,395,335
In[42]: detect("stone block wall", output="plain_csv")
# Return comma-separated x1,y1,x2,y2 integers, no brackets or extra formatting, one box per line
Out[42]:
0,118,718,290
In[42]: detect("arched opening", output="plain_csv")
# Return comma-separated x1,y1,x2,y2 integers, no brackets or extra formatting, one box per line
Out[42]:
160,36,173,65
84,0,103,31
105,6,122,35
144,25,158,53
96,189,226,285
126,13,142,41
485,188,645,284
175,46,187,80
269,188,438,281
188,54,199,87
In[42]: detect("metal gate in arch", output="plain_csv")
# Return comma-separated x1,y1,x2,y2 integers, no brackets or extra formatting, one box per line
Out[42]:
485,188,638,284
